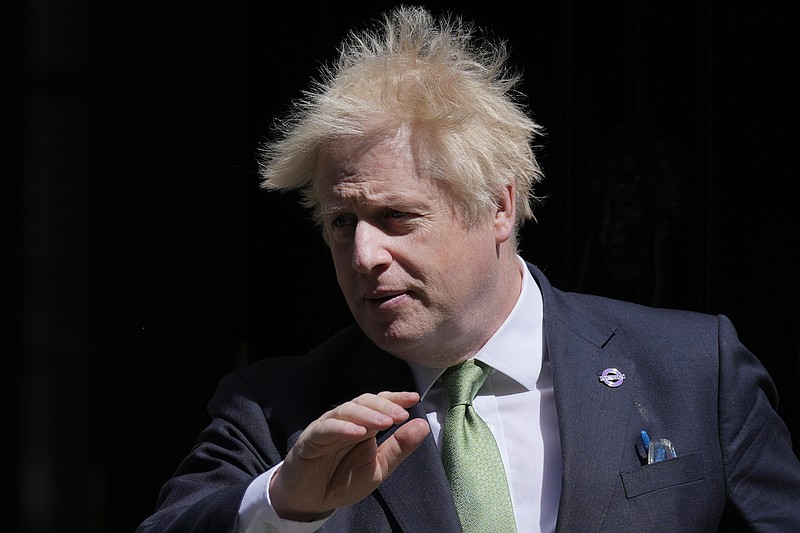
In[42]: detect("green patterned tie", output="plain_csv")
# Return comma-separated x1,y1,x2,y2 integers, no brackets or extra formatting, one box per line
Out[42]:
441,359,517,532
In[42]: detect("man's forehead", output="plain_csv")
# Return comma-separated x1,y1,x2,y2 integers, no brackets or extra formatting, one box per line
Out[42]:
315,163,445,219
319,132,412,168
320,174,435,214
315,136,428,190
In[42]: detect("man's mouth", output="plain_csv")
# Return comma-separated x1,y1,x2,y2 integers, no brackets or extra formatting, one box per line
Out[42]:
366,290,410,309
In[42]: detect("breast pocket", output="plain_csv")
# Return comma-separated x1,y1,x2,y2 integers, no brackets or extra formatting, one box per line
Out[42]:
620,451,706,499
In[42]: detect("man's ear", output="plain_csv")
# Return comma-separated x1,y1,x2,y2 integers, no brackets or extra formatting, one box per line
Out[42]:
494,183,516,244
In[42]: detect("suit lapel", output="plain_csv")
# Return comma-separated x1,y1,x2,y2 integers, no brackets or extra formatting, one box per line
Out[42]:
530,265,635,533
376,403,462,532
344,339,462,532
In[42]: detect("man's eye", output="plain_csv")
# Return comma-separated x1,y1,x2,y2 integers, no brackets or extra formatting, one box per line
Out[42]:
385,209,409,219
331,214,356,228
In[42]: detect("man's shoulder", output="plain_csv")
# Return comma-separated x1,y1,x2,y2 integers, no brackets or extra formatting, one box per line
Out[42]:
554,287,712,320
527,261,721,339
232,323,411,388
208,324,378,415
241,323,369,375
552,285,720,340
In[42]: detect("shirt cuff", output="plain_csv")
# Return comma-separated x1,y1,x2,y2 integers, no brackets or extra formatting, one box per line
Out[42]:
236,462,333,533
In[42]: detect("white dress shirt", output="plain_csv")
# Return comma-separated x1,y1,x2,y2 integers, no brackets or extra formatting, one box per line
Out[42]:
237,257,562,532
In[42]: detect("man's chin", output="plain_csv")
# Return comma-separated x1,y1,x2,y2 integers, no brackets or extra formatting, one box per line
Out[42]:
358,320,426,355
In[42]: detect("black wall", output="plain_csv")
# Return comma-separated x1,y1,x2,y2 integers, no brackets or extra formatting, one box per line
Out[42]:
7,1,799,531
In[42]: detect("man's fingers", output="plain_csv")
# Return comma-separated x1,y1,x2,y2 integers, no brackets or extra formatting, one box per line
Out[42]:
324,402,394,429
309,417,369,441
322,391,420,427
375,391,421,409
353,391,420,420
297,391,421,455
376,418,430,476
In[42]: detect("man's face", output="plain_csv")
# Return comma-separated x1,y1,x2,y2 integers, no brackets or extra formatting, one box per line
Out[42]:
315,130,517,367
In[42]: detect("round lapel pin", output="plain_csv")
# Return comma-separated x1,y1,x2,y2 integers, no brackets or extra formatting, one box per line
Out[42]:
598,367,626,388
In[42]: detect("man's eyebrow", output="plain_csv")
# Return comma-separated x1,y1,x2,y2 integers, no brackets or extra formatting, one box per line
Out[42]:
320,203,348,218
319,199,364,218
320,192,424,216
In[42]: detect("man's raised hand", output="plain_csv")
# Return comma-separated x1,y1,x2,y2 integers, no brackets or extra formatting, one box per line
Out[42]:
269,391,430,521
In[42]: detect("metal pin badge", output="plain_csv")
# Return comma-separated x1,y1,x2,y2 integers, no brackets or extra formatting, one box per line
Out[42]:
598,367,626,388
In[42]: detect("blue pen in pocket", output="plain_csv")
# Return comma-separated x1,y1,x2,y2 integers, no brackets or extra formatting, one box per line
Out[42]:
640,430,677,464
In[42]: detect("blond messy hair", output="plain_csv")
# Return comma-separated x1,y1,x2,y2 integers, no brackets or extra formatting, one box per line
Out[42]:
258,5,545,230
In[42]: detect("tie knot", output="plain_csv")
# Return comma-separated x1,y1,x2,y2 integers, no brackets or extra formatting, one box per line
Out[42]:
441,359,492,408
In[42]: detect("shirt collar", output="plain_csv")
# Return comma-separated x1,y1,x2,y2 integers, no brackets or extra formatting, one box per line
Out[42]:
408,256,544,398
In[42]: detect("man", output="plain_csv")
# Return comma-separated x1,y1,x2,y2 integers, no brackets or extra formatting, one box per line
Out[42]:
138,6,800,532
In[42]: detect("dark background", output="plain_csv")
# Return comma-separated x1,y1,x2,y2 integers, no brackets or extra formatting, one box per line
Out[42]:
5,1,799,532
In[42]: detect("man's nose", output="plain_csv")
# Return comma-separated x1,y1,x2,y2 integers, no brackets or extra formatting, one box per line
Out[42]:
352,220,392,272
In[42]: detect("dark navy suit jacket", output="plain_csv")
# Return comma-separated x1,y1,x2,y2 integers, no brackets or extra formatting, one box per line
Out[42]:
138,263,800,532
